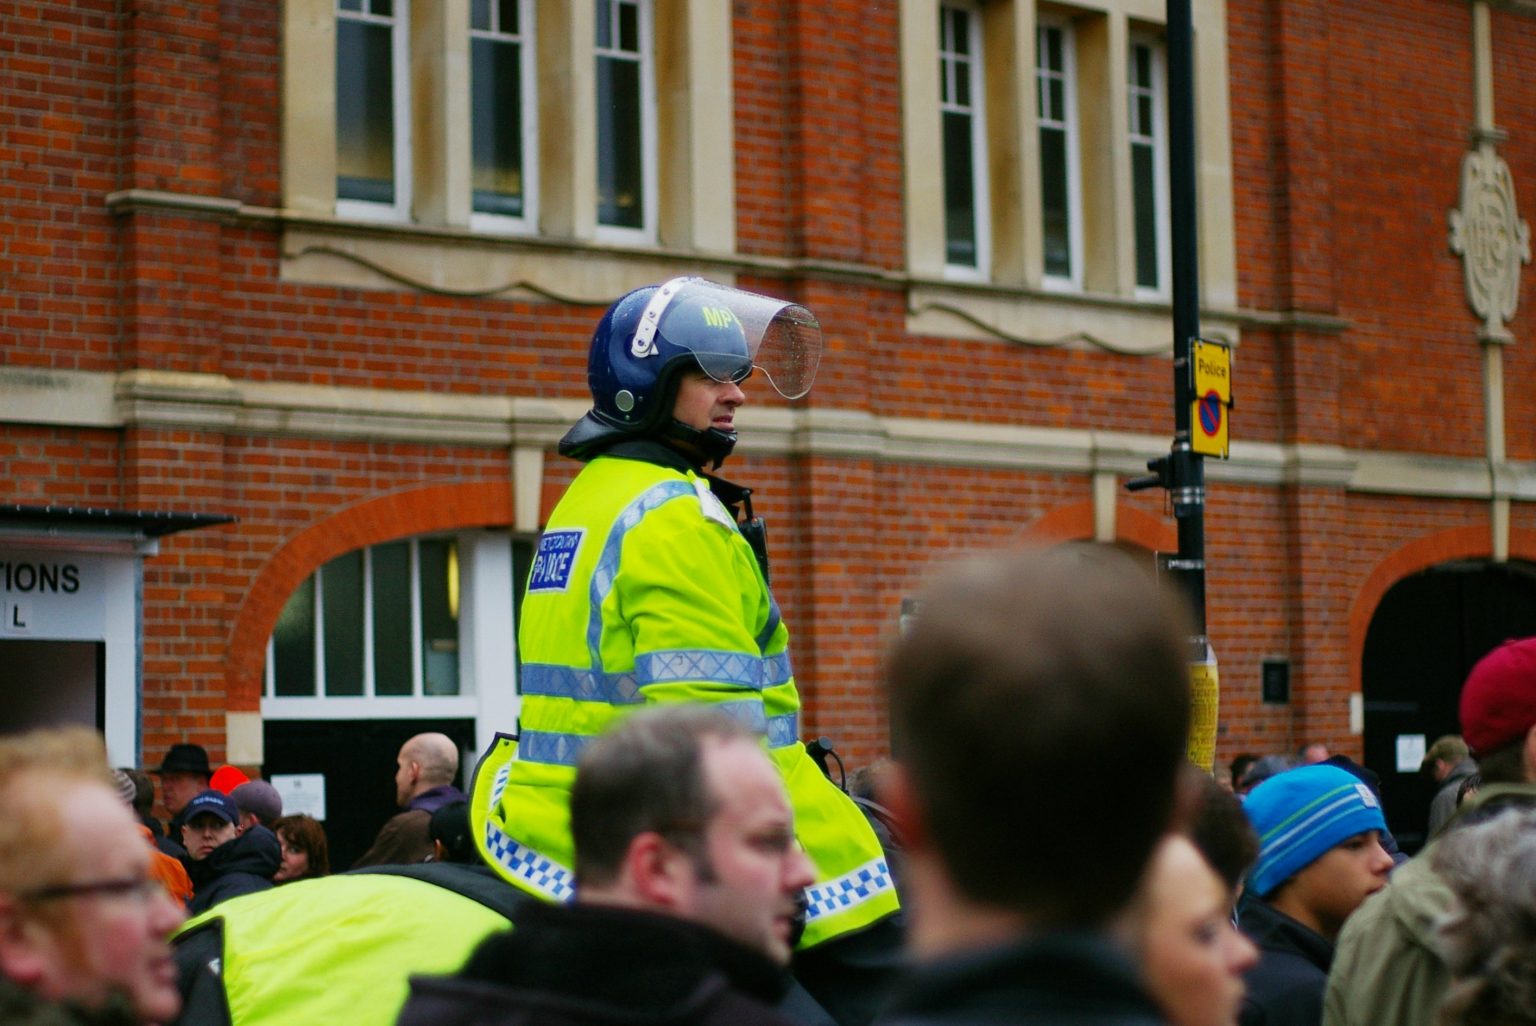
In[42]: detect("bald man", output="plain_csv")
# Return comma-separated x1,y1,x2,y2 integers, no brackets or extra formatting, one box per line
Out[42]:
352,733,466,869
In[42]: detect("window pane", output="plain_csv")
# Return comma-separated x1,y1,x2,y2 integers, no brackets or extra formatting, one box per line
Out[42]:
618,0,638,51
1040,127,1071,278
596,0,612,48
371,541,412,696
336,18,395,203
943,110,978,267
471,0,490,30
372,0,392,15
1133,143,1158,288
419,539,460,696
498,0,519,32
472,38,525,216
272,577,316,697
337,0,363,11
322,551,364,696
596,56,644,228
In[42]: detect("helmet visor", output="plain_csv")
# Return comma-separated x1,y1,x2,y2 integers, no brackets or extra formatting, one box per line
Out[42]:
643,278,824,400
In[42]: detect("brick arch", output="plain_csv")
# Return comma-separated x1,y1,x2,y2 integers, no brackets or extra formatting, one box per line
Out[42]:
1346,527,1536,694
1018,501,1178,553
226,481,513,710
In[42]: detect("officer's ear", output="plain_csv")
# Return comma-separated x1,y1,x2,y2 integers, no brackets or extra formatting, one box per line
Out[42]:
623,831,693,909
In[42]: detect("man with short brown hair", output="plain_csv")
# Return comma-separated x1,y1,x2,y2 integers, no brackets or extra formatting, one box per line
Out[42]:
399,706,815,1026
874,544,1192,1026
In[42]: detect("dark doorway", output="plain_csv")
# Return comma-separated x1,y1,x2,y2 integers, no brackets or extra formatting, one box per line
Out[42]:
1361,559,1536,853
0,640,104,736
262,718,476,871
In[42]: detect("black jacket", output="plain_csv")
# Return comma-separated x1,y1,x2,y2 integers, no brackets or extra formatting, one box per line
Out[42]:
396,901,801,1026
1237,895,1332,1026
873,931,1166,1026
186,825,281,915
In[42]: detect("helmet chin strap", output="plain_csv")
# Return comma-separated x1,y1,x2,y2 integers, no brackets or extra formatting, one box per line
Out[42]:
658,419,738,470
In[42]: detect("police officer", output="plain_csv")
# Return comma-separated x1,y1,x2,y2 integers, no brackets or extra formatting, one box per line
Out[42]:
474,278,901,1025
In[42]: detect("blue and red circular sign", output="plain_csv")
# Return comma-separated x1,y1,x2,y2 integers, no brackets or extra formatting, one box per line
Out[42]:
1197,391,1223,436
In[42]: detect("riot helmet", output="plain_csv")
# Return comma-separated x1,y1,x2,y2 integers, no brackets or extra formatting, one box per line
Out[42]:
559,277,823,465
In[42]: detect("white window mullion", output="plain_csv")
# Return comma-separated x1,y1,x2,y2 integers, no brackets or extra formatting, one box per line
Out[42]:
410,538,425,698
312,563,327,697
362,546,376,697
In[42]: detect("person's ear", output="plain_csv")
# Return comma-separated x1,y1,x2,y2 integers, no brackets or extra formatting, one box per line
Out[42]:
880,762,927,851
624,832,691,908
0,896,51,987
1522,725,1536,784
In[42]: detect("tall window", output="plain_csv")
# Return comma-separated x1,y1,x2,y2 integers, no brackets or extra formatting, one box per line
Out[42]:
269,537,462,699
595,0,654,235
1129,38,1169,294
1036,20,1080,287
939,3,989,274
471,0,535,224
335,0,410,214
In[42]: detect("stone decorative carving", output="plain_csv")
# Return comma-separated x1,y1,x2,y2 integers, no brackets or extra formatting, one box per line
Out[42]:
1449,146,1531,342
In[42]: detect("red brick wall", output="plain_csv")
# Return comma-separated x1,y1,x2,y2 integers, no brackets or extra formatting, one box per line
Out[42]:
4,0,1536,781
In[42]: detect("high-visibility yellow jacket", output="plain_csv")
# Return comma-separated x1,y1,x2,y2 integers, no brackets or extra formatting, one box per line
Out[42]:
476,453,900,947
172,865,523,1026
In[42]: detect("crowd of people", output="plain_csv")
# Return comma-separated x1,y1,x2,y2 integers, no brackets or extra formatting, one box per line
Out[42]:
6,279,1536,1026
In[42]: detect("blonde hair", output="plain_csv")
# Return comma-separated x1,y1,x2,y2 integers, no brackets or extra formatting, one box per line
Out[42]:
0,727,115,894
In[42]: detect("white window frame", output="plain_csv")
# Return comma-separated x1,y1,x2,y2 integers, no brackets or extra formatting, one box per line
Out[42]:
335,0,413,224
1128,34,1170,299
939,1,991,280
1036,17,1083,292
593,0,658,245
469,0,539,235
264,534,478,720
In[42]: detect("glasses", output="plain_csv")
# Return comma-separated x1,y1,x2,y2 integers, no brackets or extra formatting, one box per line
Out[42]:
20,877,164,905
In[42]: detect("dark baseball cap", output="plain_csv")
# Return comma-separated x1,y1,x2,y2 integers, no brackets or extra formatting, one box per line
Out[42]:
182,789,239,826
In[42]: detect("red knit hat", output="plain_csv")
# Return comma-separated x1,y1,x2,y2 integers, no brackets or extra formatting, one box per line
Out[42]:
1460,638,1536,756
209,764,250,794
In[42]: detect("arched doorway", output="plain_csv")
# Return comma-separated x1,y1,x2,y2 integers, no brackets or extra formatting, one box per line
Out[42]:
1361,559,1536,852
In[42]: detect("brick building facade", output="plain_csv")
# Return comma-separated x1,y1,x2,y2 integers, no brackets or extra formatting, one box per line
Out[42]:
2,0,1534,852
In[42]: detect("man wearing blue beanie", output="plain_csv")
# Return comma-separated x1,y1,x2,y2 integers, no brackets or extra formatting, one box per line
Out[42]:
1237,764,1393,1026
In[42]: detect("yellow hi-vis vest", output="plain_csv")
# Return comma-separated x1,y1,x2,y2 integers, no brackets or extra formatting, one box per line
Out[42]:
173,866,519,1026
474,455,899,947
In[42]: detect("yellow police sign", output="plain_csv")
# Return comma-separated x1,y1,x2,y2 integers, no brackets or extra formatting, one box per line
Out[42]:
1190,339,1231,459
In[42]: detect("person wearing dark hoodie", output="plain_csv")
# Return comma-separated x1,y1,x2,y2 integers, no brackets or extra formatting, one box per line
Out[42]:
397,707,819,1026
1237,765,1394,1026
179,789,281,915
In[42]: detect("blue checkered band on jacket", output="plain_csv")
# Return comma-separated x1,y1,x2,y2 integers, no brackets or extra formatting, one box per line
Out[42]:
518,709,800,768
482,819,576,903
803,856,896,921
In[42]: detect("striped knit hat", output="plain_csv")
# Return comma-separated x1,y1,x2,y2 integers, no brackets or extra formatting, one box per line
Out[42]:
1242,764,1387,898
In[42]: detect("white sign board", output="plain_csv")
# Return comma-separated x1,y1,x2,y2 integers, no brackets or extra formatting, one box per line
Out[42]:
1396,733,1427,773
0,552,109,638
271,773,327,821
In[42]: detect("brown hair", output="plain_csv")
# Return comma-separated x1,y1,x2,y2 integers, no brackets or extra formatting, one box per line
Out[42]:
571,705,755,887
273,814,330,879
886,544,1192,927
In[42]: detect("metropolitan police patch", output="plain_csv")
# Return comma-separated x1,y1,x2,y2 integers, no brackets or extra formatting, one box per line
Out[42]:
527,530,584,592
